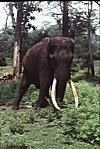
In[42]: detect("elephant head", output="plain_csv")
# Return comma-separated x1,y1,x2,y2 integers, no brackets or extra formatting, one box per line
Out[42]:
47,37,74,109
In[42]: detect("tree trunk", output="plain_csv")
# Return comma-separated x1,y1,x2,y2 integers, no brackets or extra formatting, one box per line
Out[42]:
3,7,9,29
87,1,95,76
62,1,69,37
13,2,23,79
9,3,16,29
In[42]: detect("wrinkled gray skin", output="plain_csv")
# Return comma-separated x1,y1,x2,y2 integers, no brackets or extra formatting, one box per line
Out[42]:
12,37,74,110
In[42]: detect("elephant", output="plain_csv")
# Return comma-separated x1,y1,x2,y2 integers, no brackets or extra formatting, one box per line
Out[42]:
12,36,74,110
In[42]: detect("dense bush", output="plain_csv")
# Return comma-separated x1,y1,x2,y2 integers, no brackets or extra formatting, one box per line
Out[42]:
0,80,19,104
60,81,100,145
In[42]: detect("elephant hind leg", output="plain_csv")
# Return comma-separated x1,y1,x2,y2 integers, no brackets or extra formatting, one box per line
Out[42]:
12,75,30,110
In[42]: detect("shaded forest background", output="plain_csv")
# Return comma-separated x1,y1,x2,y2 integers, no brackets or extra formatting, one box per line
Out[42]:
0,1,100,78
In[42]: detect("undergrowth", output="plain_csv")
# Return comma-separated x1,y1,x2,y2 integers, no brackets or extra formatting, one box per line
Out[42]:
0,79,100,148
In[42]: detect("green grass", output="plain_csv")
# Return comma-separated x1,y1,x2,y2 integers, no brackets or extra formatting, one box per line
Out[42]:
0,109,63,149
0,80,100,149
0,107,99,149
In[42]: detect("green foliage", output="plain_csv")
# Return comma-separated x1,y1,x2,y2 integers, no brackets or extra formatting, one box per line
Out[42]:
6,58,13,66
21,84,39,104
92,42,100,60
0,80,19,104
10,123,24,134
0,53,7,66
60,81,100,145
0,27,14,57
75,36,88,57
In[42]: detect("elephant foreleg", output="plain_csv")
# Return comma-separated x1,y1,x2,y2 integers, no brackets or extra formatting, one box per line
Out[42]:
33,79,50,108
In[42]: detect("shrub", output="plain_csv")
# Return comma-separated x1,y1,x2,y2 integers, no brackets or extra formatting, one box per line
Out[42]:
0,80,19,104
60,81,100,145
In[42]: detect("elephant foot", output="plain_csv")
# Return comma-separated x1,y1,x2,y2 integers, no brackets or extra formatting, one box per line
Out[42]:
12,105,20,110
32,100,49,109
12,101,20,110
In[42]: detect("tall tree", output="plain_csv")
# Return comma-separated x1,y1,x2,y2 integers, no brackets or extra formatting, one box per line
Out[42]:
46,1,98,38
62,1,69,37
7,1,42,79
87,1,95,76
13,2,23,79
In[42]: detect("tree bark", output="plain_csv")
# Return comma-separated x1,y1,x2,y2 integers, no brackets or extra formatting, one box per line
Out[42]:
8,3,16,29
87,1,95,76
62,1,69,37
13,2,23,79
3,7,9,29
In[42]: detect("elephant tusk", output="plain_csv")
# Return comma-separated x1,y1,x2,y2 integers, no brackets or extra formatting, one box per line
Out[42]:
68,79,79,109
51,77,60,110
